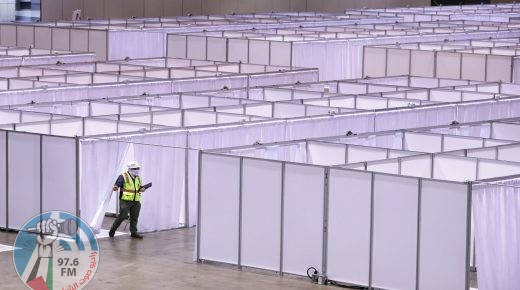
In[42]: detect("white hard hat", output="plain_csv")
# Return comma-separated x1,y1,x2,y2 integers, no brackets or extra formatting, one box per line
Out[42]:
127,161,141,169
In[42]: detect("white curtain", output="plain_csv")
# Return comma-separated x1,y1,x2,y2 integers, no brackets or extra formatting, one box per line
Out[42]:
80,139,130,232
473,179,520,290
375,105,457,132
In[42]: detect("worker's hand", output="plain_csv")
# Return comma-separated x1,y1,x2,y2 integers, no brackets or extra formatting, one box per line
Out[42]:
113,186,118,192
140,187,146,192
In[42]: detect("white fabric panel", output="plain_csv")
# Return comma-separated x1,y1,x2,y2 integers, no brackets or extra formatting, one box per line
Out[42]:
401,155,432,178
307,141,345,166
42,136,76,214
119,112,151,124
387,48,410,76
184,110,217,127
200,154,240,264
16,122,50,135
8,132,40,230
84,119,118,135
372,174,418,290
0,110,20,124
90,102,119,116
367,159,399,174
108,29,165,60
492,123,520,141
461,53,486,81
187,36,207,60
152,111,182,127
430,90,461,102
167,35,187,58
0,132,5,228
182,96,210,109
473,180,520,290
436,52,461,79
51,119,83,137
228,39,248,63
282,164,324,276
327,169,371,286
249,39,270,65
467,147,496,159
270,41,291,66
443,135,483,151
338,83,367,94
484,140,512,147
363,47,387,78
80,138,131,230
347,146,387,163
404,132,441,153
207,37,227,62
411,50,435,77
273,103,305,118
433,155,477,182
419,180,468,290
356,97,388,110
478,160,520,180
264,88,292,101
217,113,247,124
241,159,282,271
486,55,512,82
498,145,520,163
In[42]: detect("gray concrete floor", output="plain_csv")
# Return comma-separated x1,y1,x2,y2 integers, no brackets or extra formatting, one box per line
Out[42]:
0,217,477,290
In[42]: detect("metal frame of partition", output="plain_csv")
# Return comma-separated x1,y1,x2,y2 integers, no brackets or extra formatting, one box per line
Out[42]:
0,129,79,231
197,151,472,289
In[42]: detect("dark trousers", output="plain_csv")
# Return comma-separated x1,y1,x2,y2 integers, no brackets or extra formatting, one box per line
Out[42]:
110,200,141,234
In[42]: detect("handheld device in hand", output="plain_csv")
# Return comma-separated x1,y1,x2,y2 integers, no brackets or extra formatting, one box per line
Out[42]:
141,182,152,189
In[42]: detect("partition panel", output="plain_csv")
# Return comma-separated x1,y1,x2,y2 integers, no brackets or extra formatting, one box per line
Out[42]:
199,154,240,264
348,146,388,163
411,50,435,78
492,123,520,141
8,132,41,230
207,37,227,62
0,131,5,228
436,52,461,80
241,159,282,271
167,35,187,59
467,147,496,159
419,180,468,290
433,156,477,182
0,25,16,47
270,42,292,67
477,160,520,180
327,169,371,286
387,48,410,76
187,36,207,60
42,136,77,214
307,142,346,166
17,26,34,48
363,47,386,78
401,155,432,178
443,135,483,151
498,145,520,163
404,132,441,153
35,27,52,49
486,55,512,82
249,40,270,65
372,174,418,290
228,39,248,63
367,160,399,174
282,163,324,276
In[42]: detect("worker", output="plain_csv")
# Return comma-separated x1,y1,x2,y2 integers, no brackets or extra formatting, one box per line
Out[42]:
109,161,146,239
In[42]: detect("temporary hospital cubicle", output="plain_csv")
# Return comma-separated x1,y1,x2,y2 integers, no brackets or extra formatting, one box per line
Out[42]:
197,150,472,290
168,26,520,80
0,130,78,231
363,39,520,83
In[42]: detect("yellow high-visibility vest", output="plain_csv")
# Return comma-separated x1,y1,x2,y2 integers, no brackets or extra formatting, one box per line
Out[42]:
121,171,142,202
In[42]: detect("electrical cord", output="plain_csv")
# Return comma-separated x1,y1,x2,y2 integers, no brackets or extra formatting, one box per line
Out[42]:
306,267,318,280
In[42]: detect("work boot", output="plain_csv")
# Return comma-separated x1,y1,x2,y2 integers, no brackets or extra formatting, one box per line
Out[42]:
131,233,143,239
108,230,115,238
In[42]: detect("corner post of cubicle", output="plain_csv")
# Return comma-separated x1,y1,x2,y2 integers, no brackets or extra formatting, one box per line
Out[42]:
321,167,330,278
5,131,8,232
196,149,202,262
415,178,423,290
39,134,43,217
279,161,286,276
184,131,190,227
368,172,375,289
238,157,244,270
465,181,473,290
76,136,80,218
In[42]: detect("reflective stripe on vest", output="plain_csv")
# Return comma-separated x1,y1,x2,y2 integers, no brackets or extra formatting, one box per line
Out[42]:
121,172,142,202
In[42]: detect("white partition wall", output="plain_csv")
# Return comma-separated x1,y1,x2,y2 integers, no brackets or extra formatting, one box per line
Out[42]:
198,152,471,289
282,163,324,276
1,131,79,230
372,174,419,290
327,169,372,286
